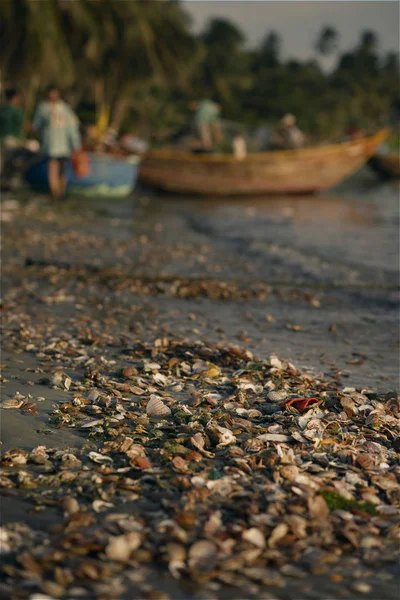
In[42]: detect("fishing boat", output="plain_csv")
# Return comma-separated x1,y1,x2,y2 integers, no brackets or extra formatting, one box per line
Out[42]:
368,152,400,179
24,152,141,197
139,129,389,196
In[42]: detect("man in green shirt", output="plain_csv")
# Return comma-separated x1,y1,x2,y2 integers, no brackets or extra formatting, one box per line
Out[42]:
190,99,222,150
0,89,24,146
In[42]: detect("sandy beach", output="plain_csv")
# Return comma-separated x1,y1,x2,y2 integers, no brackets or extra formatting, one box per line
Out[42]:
1,168,399,599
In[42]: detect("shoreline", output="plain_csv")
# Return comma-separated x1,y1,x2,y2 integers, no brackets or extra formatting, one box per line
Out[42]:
1,186,399,599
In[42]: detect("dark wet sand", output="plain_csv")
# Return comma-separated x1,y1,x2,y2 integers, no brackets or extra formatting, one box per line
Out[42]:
1,168,399,599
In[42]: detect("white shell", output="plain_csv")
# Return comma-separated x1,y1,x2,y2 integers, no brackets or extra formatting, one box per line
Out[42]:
146,395,171,418
242,527,266,548
268,390,287,402
88,451,113,464
257,433,290,442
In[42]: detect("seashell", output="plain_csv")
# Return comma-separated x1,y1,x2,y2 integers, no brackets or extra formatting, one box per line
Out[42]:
188,540,217,572
356,453,378,471
153,372,168,386
1,398,24,409
80,419,104,428
146,395,171,418
144,362,161,371
245,438,264,452
247,409,262,418
30,446,49,465
269,355,283,369
87,389,100,402
190,432,214,457
192,360,208,374
257,433,290,443
286,515,307,539
386,396,400,416
206,363,221,378
122,367,137,379
131,386,146,395
125,444,147,459
204,511,222,536
92,500,114,512
167,542,186,578
52,372,71,390
242,527,265,548
105,532,141,562
1,450,28,466
268,523,289,548
280,465,299,481
172,456,189,472
268,390,287,402
88,452,113,464
131,456,152,470
61,453,82,468
206,421,236,448
62,496,80,515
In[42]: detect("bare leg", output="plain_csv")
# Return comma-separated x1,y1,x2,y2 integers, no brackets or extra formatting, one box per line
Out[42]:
59,160,67,198
211,120,222,146
197,123,212,149
48,159,61,199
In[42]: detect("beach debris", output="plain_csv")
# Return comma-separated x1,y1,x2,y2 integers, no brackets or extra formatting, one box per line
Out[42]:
0,337,398,598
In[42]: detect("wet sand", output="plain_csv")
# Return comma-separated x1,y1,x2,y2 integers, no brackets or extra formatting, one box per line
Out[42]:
1,168,399,599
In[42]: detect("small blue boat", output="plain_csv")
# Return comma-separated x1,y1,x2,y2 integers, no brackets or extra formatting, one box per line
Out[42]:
24,152,141,197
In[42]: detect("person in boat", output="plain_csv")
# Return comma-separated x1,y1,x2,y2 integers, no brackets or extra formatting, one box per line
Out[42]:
232,131,247,160
273,114,306,150
190,98,222,151
32,84,81,199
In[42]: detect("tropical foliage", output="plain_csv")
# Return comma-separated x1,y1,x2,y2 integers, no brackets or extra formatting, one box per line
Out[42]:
1,0,399,139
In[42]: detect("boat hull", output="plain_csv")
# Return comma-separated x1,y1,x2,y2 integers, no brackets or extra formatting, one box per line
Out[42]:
139,130,389,196
368,152,400,179
24,153,140,197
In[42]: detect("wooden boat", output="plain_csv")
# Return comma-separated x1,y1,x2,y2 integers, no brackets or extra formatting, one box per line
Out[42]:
24,152,141,197
138,129,389,196
368,152,400,179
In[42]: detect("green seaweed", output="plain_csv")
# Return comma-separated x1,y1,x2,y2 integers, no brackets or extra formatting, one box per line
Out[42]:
321,491,377,516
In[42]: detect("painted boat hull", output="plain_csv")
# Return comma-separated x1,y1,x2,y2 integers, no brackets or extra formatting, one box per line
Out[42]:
24,153,140,197
368,152,400,178
138,130,389,196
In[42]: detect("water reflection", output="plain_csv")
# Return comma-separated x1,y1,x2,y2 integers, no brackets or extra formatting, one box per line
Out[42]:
146,192,379,227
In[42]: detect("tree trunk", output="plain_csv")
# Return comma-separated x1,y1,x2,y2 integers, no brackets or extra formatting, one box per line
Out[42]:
94,79,105,122
25,74,41,120
110,95,132,132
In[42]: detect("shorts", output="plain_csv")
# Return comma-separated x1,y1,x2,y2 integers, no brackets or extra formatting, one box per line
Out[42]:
48,156,68,173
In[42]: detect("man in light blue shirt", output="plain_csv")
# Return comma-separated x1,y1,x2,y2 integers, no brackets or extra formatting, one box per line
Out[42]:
33,85,81,199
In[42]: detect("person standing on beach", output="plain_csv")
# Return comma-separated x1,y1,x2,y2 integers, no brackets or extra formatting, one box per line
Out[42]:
32,85,81,199
0,88,25,149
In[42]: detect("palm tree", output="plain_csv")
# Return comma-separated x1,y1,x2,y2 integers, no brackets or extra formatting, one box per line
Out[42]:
315,26,340,57
1,0,198,129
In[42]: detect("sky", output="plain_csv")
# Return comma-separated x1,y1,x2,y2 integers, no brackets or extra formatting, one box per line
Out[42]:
183,1,399,62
